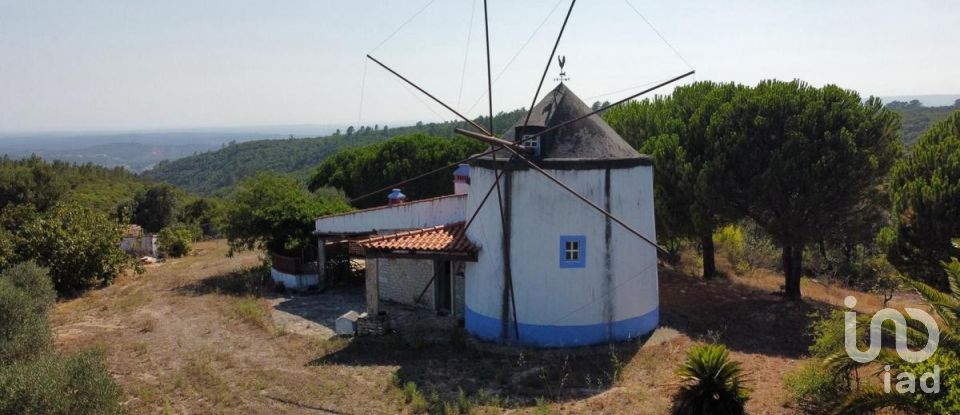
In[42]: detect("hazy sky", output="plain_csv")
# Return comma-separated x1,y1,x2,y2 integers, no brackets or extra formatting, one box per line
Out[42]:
1,0,958,133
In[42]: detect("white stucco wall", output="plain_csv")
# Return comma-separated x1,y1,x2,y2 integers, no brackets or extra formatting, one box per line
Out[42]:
119,235,158,257
315,194,466,235
464,164,658,328
271,268,319,290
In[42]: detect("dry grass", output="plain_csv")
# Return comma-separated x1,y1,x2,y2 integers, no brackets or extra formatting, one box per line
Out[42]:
228,296,273,330
112,288,150,312
49,239,928,415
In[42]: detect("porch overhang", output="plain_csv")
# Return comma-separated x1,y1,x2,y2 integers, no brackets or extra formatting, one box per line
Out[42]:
356,222,479,262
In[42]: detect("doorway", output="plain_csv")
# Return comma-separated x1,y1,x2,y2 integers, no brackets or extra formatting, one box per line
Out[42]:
435,260,452,316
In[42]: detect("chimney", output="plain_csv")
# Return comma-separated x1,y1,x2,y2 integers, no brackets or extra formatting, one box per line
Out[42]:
453,164,470,195
387,188,406,205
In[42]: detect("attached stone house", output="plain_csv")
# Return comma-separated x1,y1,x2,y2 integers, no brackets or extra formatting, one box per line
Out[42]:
314,181,475,320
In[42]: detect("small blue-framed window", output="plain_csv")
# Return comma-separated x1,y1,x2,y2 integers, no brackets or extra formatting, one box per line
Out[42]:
559,235,586,268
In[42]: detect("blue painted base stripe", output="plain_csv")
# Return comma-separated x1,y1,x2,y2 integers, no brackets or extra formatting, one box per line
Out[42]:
465,306,659,348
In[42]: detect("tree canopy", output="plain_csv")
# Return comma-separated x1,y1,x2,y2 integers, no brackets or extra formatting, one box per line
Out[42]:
128,184,181,233
606,81,744,277
712,80,902,298
220,173,351,256
0,156,146,215
888,109,960,285
15,204,134,294
308,133,485,208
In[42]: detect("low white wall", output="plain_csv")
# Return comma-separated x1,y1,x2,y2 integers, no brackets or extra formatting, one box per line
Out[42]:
270,267,319,290
315,194,466,235
119,235,158,257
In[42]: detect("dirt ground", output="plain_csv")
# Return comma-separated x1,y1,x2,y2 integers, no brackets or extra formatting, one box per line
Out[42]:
51,240,921,414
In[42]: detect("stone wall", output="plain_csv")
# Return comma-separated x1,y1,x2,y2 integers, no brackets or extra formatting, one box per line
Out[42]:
377,258,435,309
356,313,388,336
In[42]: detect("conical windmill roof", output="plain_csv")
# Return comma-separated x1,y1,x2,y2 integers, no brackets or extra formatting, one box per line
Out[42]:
477,83,647,168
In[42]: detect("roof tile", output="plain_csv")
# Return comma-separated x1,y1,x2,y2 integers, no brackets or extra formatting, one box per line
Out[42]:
357,222,477,254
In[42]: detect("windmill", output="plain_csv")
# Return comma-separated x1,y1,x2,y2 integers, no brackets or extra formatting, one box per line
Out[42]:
349,0,694,346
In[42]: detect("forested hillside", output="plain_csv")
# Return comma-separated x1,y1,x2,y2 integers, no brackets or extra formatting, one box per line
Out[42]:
142,109,525,195
887,98,960,146
309,134,485,208
0,156,149,214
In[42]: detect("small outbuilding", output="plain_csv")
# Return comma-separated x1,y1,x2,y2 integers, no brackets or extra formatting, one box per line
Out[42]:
119,225,158,258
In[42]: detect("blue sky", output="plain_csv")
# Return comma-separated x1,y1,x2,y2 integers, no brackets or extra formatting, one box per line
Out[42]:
1,0,957,133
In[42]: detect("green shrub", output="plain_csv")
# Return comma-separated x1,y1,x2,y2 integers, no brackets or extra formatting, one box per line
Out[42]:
714,224,750,274
0,280,51,364
17,204,133,294
741,220,780,269
0,229,14,271
221,173,350,256
807,310,847,359
0,349,124,415
2,261,55,314
0,262,123,415
401,381,430,413
899,350,960,413
0,262,55,364
671,343,749,415
230,297,271,330
158,224,199,258
783,360,847,413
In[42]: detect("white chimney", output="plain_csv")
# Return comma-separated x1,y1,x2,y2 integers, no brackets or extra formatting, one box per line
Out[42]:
453,164,471,195
387,188,406,205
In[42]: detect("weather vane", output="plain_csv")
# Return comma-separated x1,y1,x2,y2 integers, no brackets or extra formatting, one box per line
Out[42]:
554,55,569,83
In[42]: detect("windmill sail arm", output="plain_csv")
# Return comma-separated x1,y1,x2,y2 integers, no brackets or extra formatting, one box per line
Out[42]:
366,54,492,136
453,128,531,155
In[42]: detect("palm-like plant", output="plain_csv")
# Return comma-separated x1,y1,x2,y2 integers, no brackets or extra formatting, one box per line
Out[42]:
672,343,750,415
831,256,960,414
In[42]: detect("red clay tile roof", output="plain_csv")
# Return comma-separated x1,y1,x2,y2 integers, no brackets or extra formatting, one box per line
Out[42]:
357,222,477,254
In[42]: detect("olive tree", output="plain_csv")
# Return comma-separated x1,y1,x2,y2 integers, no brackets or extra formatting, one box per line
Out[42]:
221,173,350,256
17,204,134,294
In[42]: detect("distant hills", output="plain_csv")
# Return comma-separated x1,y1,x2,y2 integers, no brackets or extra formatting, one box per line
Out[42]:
141,110,526,195
141,99,960,196
0,125,339,172
5,93,956,195
884,98,960,146
880,94,960,107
